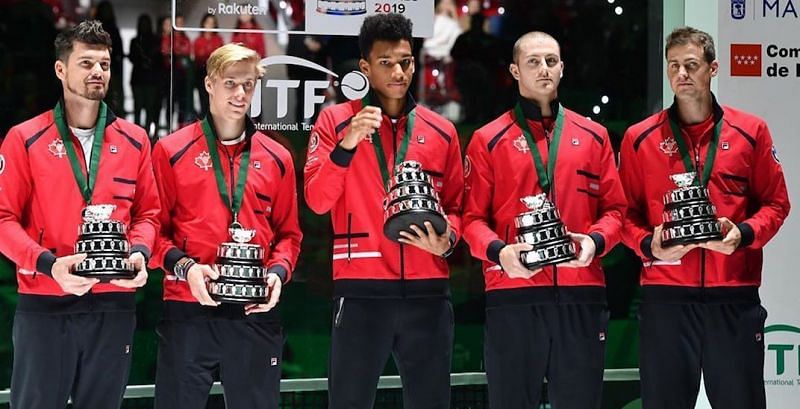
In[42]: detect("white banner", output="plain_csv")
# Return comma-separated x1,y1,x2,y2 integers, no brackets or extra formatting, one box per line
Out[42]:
718,1,800,407
306,0,434,37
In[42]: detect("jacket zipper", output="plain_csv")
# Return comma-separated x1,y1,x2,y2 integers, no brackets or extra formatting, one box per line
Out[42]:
694,141,706,295
34,229,44,279
391,118,406,295
347,213,352,261
545,128,559,303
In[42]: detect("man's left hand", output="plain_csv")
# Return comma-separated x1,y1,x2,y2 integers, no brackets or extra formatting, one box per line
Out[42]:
111,252,148,288
245,273,283,315
398,222,452,256
559,232,597,268
699,217,741,255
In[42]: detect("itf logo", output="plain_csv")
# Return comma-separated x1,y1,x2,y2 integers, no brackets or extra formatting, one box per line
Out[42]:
731,0,746,19
730,44,762,76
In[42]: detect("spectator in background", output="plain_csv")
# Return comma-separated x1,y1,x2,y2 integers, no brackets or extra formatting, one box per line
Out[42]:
421,0,462,113
286,23,326,124
94,1,124,114
160,14,194,129
194,13,224,118
423,0,461,61
232,13,266,58
129,14,160,138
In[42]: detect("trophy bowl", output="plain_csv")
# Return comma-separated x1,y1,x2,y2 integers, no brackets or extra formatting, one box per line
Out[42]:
383,161,447,242
513,194,576,269
74,204,135,281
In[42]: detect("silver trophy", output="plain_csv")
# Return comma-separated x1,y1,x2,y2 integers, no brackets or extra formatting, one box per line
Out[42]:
208,223,269,304
661,172,723,247
383,161,447,242
514,194,576,269
74,204,135,281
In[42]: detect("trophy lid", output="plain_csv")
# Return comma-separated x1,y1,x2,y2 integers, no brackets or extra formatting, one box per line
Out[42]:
229,222,256,244
82,204,116,223
394,160,422,173
670,172,697,188
520,194,553,211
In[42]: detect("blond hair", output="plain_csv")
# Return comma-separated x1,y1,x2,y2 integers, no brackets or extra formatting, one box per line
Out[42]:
206,43,265,79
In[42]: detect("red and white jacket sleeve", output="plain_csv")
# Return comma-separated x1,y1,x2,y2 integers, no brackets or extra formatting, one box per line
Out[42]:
303,108,352,215
149,141,183,273
619,128,655,259
0,128,52,274
462,131,503,263
738,122,790,249
264,155,302,283
586,130,627,257
127,136,160,261
441,122,464,244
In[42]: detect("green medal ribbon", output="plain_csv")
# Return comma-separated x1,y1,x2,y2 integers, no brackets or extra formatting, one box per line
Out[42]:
361,94,417,190
668,116,722,187
53,101,108,204
512,102,565,194
201,118,251,218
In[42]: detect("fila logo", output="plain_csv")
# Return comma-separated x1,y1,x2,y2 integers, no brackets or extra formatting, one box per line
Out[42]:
270,357,278,366
730,44,762,77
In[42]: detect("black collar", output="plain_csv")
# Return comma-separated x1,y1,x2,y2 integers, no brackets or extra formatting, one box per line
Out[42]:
667,92,724,126
518,96,560,121
205,113,257,141
366,89,417,118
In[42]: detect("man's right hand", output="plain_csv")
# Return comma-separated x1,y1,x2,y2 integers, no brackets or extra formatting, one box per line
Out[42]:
499,243,542,279
50,253,99,296
651,224,698,262
186,263,220,306
339,106,382,150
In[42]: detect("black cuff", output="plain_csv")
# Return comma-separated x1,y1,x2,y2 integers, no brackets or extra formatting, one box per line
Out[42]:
588,232,606,256
640,234,655,260
130,244,151,262
441,231,457,258
330,144,356,167
738,222,755,248
267,265,288,283
36,251,57,277
164,247,189,275
487,240,506,265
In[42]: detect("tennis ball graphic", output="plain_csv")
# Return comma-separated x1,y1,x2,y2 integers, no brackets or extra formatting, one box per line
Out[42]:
340,71,370,101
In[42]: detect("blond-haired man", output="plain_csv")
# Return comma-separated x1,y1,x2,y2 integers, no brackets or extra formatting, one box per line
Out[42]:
150,43,302,408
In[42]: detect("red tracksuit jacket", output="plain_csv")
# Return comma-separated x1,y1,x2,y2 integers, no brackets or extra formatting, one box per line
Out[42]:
463,100,626,303
619,97,790,289
150,117,302,303
0,106,160,304
304,95,463,298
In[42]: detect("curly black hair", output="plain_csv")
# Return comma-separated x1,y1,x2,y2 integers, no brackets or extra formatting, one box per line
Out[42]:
358,13,413,59
54,20,113,61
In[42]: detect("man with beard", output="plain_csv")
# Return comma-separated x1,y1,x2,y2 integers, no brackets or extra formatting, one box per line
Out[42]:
0,20,159,408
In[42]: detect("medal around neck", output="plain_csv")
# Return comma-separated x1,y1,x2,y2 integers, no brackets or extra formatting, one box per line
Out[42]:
208,222,269,304
514,194,576,269
661,172,723,247
383,161,447,242
74,204,135,281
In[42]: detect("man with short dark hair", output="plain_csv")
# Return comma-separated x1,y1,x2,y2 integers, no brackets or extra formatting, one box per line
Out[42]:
0,20,159,408
304,13,463,409
620,26,790,408
463,31,626,409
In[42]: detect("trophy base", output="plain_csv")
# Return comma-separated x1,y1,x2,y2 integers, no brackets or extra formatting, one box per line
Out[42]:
384,211,447,242
662,232,724,248
208,280,269,304
73,270,137,282
520,239,577,270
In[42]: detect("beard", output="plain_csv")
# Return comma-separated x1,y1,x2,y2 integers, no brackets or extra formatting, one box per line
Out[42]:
65,77,107,101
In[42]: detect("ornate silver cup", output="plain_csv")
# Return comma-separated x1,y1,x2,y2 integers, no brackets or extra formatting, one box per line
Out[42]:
208,223,269,304
74,204,135,281
661,172,723,247
383,161,447,242
513,194,576,269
